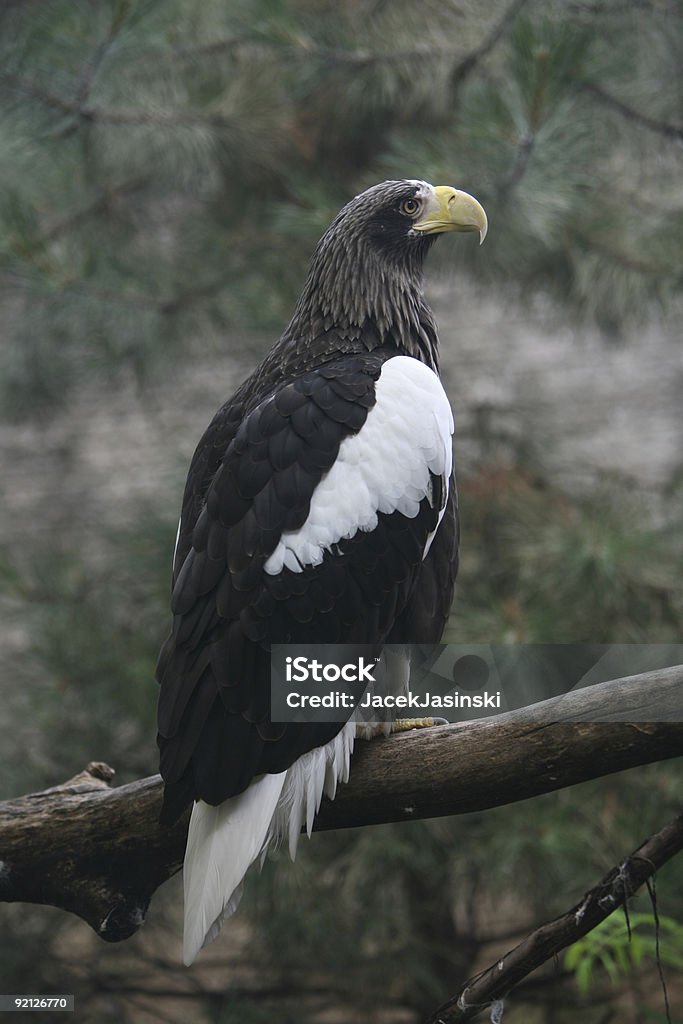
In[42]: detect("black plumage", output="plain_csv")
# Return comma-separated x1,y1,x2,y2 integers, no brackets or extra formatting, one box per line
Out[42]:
157,179,487,829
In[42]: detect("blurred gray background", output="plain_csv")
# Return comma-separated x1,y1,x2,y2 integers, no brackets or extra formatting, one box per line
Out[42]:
0,2,682,1022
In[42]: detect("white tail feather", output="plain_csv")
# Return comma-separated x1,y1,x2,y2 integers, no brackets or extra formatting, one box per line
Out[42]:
182,722,357,965
267,721,356,858
183,773,286,965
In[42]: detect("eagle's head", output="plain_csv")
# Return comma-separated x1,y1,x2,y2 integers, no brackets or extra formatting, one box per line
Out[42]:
269,179,487,377
325,179,488,264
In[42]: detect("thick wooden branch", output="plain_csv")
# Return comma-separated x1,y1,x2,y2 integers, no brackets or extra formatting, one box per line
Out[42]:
424,811,683,1023
0,666,681,943
0,763,186,943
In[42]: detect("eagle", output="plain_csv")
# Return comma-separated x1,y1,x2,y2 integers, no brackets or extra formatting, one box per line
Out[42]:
156,179,487,965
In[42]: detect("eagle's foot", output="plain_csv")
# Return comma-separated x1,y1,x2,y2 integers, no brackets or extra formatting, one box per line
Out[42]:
391,716,449,732
355,717,448,741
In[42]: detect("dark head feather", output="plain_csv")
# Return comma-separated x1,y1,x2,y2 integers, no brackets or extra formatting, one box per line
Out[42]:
257,180,444,386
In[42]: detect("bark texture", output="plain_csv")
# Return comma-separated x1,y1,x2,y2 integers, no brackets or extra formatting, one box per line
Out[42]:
0,666,681,943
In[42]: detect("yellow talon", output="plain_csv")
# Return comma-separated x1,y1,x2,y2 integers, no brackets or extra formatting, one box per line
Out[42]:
391,717,448,732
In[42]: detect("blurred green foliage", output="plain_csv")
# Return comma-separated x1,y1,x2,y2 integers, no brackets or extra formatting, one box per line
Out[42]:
566,911,683,995
0,1,682,1022
452,469,683,644
1,0,682,414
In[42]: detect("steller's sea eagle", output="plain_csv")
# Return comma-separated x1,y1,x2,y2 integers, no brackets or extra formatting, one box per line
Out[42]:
156,179,487,964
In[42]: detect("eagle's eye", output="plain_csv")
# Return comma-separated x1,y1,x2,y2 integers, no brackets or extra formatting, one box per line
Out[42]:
400,197,421,217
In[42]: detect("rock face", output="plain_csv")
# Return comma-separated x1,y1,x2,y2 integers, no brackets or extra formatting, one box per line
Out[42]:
432,279,682,496
1,280,680,558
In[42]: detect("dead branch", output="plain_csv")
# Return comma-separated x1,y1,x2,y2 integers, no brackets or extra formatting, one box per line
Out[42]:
0,665,681,944
424,811,683,1022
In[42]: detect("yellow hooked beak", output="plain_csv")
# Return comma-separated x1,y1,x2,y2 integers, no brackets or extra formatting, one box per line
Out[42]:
413,185,488,244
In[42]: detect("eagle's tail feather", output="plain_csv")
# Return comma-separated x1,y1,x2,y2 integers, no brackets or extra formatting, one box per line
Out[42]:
182,772,287,966
182,724,357,965
266,721,357,859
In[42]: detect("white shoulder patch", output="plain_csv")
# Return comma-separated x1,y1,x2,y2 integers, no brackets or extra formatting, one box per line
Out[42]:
264,355,453,575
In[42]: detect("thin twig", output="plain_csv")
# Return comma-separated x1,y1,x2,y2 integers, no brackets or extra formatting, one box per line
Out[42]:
579,80,683,142
2,75,237,129
646,876,672,1024
170,0,531,80
451,0,532,87
40,178,147,242
423,813,683,1023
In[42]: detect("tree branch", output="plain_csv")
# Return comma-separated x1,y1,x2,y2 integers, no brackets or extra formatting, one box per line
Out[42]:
170,0,531,75
579,80,683,141
424,811,683,1022
40,177,147,242
450,0,532,88
2,75,239,129
0,666,681,944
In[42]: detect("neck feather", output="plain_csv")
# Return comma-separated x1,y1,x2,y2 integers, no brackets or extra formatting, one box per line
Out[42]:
253,228,441,394
285,228,437,352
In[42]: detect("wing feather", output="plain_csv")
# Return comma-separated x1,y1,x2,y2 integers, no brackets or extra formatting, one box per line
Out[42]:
157,351,456,827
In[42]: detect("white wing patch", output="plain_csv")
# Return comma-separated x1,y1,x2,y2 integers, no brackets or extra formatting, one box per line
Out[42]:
264,355,453,575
